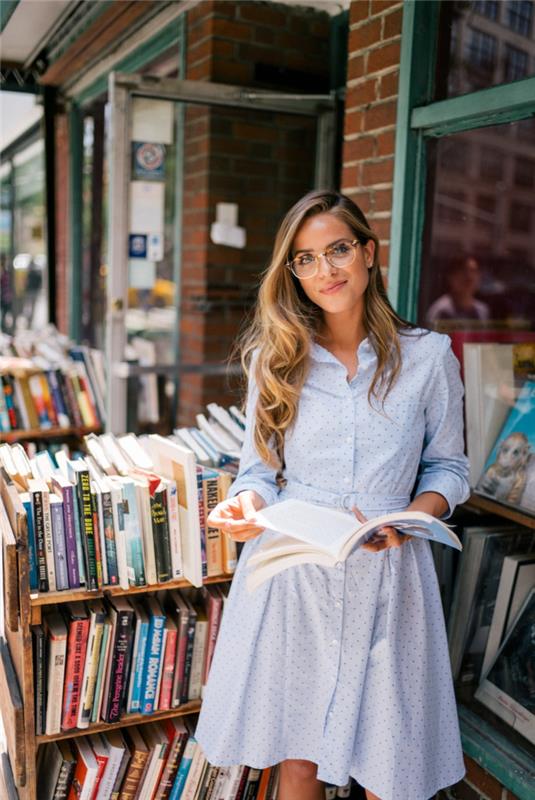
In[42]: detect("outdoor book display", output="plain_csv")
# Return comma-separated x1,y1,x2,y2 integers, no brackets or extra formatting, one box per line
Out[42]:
446,340,535,791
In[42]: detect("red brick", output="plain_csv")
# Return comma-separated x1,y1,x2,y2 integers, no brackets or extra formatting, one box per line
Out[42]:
352,190,373,214
380,243,389,265
371,0,402,14
362,157,393,185
374,187,393,212
212,38,234,58
232,121,279,142
345,109,364,136
370,216,392,240
379,69,399,98
213,19,252,41
347,54,366,81
187,61,211,80
464,758,503,800
212,60,252,84
238,2,286,27
344,135,375,162
376,128,396,156
350,76,379,106
363,100,397,131
350,0,371,25
349,16,381,51
368,40,401,73
383,6,403,38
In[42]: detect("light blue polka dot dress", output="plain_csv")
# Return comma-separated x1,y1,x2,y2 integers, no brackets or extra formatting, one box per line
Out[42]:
195,329,469,800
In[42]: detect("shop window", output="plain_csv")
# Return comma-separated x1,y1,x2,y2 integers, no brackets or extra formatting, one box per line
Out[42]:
437,1,535,99
504,43,529,81
505,0,533,37
419,118,535,330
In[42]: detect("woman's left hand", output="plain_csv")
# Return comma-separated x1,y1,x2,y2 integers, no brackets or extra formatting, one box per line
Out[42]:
352,506,413,552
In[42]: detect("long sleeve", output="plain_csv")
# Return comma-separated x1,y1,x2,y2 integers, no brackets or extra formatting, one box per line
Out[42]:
226,359,280,507
414,337,470,518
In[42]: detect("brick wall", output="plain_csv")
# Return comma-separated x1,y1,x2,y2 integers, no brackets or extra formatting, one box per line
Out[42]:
178,0,330,423
342,0,403,271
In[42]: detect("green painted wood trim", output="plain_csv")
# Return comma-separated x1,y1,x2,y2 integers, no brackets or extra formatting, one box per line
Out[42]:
459,705,535,800
387,0,440,320
412,75,535,138
76,22,183,107
68,103,83,342
0,0,19,33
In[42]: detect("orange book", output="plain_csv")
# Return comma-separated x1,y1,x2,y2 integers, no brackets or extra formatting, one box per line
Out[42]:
257,767,272,800
118,727,150,800
67,737,99,800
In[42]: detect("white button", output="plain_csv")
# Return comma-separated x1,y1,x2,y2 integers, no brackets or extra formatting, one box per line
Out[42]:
335,599,342,608
343,477,350,484
331,639,338,647
346,436,352,443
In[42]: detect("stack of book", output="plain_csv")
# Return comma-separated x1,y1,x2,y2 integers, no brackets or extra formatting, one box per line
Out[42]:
0,326,105,436
0,431,237,593
37,718,281,800
32,585,229,735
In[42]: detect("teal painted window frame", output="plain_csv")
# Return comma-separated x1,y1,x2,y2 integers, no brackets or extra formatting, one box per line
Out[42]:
388,0,535,322
389,3,535,796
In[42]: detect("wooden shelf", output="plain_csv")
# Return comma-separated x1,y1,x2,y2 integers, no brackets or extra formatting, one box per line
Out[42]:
30,573,233,607
0,424,102,444
35,701,202,745
464,493,535,529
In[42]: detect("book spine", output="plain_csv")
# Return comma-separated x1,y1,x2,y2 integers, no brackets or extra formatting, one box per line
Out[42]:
28,373,51,427
78,470,98,590
91,622,110,724
52,761,76,800
47,370,70,427
1,375,20,429
158,625,178,711
78,615,105,728
151,489,171,583
141,614,166,714
218,472,237,573
90,488,103,589
180,610,197,705
204,476,222,577
41,488,56,593
168,738,196,800
61,484,80,589
102,489,119,585
32,488,49,592
128,621,149,714
154,734,187,800
13,376,29,429
118,749,149,800
22,496,39,591
0,377,11,430
61,616,90,730
202,595,222,688
172,611,188,707
110,747,131,800
71,486,86,586
166,481,183,579
50,499,69,591
234,766,250,800
182,748,207,800
39,373,58,426
188,618,207,701
123,485,145,587
57,370,81,427
105,610,134,723
45,633,66,735
196,471,208,579
32,626,46,736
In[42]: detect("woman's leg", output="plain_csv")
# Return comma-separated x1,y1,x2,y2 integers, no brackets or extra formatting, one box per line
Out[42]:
277,759,325,800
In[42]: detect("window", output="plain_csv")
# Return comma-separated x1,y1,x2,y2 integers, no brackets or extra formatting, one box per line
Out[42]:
466,28,497,73
514,156,535,187
509,200,532,231
505,1,533,37
504,44,529,82
474,1,499,21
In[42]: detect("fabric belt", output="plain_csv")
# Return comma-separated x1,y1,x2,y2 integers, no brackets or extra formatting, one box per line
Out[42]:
279,481,410,514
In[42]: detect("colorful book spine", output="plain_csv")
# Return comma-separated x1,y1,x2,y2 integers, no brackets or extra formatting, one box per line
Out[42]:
91,619,111,724
180,604,197,705
102,488,119,585
128,608,150,714
20,493,39,591
39,373,58,426
169,738,197,800
30,484,49,593
41,485,56,593
141,600,166,715
61,605,90,730
78,602,106,728
196,468,208,578
203,471,222,577
123,480,146,586
32,625,46,736
90,486,103,589
28,373,51,427
1,375,21,429
77,468,98,590
50,495,69,591
70,482,87,586
0,378,11,430
55,480,80,589
158,620,178,711
151,486,171,583
104,602,135,723
46,369,70,427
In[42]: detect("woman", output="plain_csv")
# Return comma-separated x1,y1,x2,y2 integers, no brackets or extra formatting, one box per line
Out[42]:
195,190,469,800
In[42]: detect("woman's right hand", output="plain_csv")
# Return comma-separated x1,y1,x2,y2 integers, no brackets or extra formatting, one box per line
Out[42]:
207,489,267,542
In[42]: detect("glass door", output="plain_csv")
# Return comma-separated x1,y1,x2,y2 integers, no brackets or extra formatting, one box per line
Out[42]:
106,72,336,434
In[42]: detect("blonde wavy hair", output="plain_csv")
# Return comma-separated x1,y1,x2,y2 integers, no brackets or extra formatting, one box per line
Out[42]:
236,189,415,469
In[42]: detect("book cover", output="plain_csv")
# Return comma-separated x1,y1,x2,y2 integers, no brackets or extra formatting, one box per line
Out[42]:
477,380,535,513
202,468,222,577
91,614,111,725
66,737,99,800
43,611,68,736
50,494,69,591
196,466,208,579
118,726,150,800
140,597,166,715
103,597,135,724
153,718,188,800
28,478,49,592
151,483,172,583
126,599,150,714
158,615,178,711
51,474,80,589
31,624,46,736
61,602,90,730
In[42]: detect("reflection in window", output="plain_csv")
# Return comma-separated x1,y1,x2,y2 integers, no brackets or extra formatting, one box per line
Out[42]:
504,43,529,81
419,119,535,333
465,27,497,78
474,1,500,20
505,0,533,37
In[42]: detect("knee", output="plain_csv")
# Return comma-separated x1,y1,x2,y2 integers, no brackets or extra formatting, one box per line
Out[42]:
280,759,318,782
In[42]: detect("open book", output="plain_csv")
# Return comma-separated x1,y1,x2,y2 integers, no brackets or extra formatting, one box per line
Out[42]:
246,499,462,591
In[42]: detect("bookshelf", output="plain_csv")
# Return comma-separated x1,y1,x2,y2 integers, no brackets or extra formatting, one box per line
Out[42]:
0,463,234,800
0,425,102,445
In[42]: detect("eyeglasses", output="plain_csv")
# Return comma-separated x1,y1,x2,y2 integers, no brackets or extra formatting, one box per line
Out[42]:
287,239,361,279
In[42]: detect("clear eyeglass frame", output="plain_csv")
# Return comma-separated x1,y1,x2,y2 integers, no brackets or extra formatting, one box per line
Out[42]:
286,238,361,279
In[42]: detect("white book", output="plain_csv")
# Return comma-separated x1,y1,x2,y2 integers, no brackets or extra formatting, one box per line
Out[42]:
77,600,106,729
29,477,56,592
94,731,126,800
43,612,68,735
107,476,131,590
246,499,462,592
99,433,132,475
84,433,117,476
153,627,168,711
480,553,535,679
147,435,203,587
207,402,245,444
182,743,208,800
72,737,99,800
228,404,246,427
133,475,156,585
188,608,208,701
117,432,154,471
195,414,241,457
136,723,169,798
174,427,212,466
220,764,245,800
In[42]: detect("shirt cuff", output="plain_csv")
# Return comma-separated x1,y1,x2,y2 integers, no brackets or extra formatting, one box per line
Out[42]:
226,477,280,508
415,470,470,519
